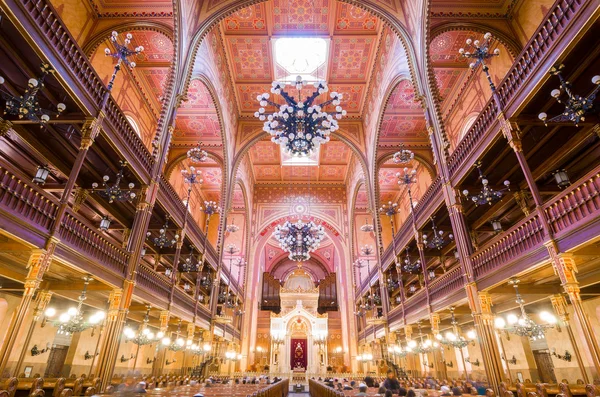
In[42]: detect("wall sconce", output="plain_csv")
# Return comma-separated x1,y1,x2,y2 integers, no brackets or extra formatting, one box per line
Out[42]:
120,354,135,363
165,268,173,277
465,357,480,366
409,284,417,294
31,343,51,356
491,220,502,234
444,360,453,368
428,269,436,281
166,358,177,365
502,354,517,365
99,216,111,231
552,169,571,189
147,357,156,364
84,351,99,360
551,349,571,362
422,362,433,368
32,166,51,185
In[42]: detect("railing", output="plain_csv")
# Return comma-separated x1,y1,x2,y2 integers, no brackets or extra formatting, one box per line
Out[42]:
0,165,58,233
136,264,171,301
471,213,545,279
413,176,443,220
428,265,464,303
173,288,196,315
448,0,586,178
158,175,186,226
58,208,129,276
545,166,600,236
19,0,154,176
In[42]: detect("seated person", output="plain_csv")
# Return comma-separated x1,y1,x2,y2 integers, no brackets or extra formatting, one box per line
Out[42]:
351,381,357,387
440,386,451,396
134,382,147,393
365,376,376,388
383,370,401,393
344,384,354,390
385,391,394,397
356,383,369,397
407,390,416,397
398,385,408,396
378,386,387,394
451,387,462,396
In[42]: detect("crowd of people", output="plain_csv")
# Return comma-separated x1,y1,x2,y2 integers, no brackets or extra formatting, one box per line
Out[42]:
316,370,485,397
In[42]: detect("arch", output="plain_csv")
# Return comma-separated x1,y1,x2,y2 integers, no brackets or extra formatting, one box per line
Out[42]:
164,150,224,181
429,22,521,60
125,114,141,137
82,21,174,58
270,257,330,282
376,150,437,182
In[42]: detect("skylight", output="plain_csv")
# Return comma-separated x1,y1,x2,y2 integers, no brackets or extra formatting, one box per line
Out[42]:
281,145,320,166
274,37,329,82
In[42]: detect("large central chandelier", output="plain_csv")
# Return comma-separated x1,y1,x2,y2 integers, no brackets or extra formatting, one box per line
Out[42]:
255,76,346,156
494,278,557,340
273,219,325,262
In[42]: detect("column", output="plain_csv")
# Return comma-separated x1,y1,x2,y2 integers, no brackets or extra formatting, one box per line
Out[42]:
184,323,195,375
550,294,589,383
153,311,170,376
546,250,600,378
430,313,447,380
0,241,58,376
468,288,505,394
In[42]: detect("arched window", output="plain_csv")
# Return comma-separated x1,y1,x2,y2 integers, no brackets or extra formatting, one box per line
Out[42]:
459,114,479,142
125,115,141,137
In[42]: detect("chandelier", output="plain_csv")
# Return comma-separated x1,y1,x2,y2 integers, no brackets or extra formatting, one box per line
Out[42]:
379,201,399,218
226,218,240,233
201,200,221,218
123,307,162,345
422,217,453,250
147,215,179,249
494,278,557,340
538,64,599,126
91,161,136,203
162,322,186,352
359,218,374,233
459,32,500,91
179,245,201,272
361,245,375,256
104,32,144,91
402,248,421,274
436,307,475,349
255,77,346,156
462,161,510,206
48,277,105,335
313,331,327,350
392,144,414,164
0,63,66,124
187,141,208,163
181,166,203,187
412,322,437,354
273,219,325,262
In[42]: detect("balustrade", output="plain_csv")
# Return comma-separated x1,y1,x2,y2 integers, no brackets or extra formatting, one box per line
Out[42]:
428,265,464,304
135,263,171,301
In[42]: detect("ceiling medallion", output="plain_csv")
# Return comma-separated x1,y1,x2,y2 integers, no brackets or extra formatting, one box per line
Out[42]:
273,219,325,262
255,76,346,156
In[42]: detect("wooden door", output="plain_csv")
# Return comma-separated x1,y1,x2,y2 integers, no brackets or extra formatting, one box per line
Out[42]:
44,345,69,378
533,350,557,383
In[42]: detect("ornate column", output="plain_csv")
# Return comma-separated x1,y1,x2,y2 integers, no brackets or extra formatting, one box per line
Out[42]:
546,250,600,378
12,290,53,376
0,242,58,376
550,294,589,383
183,323,195,375
153,311,170,376
430,313,447,380
169,229,184,304
468,289,504,394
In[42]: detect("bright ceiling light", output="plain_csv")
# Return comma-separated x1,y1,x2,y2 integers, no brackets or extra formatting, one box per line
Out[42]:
274,38,328,80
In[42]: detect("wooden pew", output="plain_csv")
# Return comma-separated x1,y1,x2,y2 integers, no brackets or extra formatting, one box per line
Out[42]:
586,385,600,397
559,383,587,397
516,382,538,397
3,378,18,397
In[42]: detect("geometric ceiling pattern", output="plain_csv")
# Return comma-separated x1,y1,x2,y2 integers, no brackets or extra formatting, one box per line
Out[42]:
173,78,222,145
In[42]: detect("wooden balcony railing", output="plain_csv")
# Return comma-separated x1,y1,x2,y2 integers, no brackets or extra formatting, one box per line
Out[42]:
447,0,586,178
173,288,196,316
0,165,58,233
428,265,464,303
136,263,171,301
471,213,545,279
545,166,600,237
58,208,130,277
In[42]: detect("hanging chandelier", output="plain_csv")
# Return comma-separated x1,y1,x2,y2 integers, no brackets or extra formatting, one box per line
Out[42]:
201,200,221,217
361,245,375,256
359,218,374,233
392,144,414,164
538,64,599,126
91,160,136,203
413,322,438,354
255,76,345,156
162,322,186,352
123,307,162,345
187,141,208,163
462,161,510,206
422,217,453,250
273,219,325,262
402,248,421,274
379,201,399,218
0,63,66,124
47,277,105,335
179,245,201,272
147,215,179,249
226,218,240,233
436,307,475,349
494,278,557,340
104,32,144,92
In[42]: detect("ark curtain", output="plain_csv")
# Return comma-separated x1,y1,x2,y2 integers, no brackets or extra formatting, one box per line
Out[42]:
290,338,307,369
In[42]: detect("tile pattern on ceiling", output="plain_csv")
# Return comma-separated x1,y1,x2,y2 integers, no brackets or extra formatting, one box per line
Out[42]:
378,79,427,143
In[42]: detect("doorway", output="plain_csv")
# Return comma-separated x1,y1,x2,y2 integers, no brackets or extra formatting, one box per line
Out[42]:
44,345,69,378
532,349,557,383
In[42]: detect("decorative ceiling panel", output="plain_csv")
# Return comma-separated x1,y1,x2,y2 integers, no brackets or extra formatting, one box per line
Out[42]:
180,79,216,111
174,114,221,140
249,141,281,165
319,140,351,165
430,31,472,65
235,84,271,113
254,165,282,181
135,68,169,109
129,31,173,63
434,68,465,102
222,4,268,33
281,166,319,181
271,0,330,34
225,36,273,81
386,79,421,112
318,165,347,181
378,115,427,141
328,84,365,113
334,3,379,33
355,190,368,207
329,36,377,82
201,167,223,188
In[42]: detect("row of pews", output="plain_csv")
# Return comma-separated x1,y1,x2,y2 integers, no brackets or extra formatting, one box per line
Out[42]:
499,382,600,397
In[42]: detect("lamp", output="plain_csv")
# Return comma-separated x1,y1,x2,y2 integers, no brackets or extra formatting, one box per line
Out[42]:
422,216,453,250
99,216,111,231
491,219,503,233
91,161,136,203
226,218,240,233
538,64,599,126
402,248,421,274
359,218,375,233
32,166,51,185
104,32,144,92
437,307,473,349
552,169,571,189
255,77,345,156
462,161,510,206
459,32,501,92
147,215,179,249
187,141,208,163
123,307,159,346
273,220,325,262
392,143,414,164
0,64,66,124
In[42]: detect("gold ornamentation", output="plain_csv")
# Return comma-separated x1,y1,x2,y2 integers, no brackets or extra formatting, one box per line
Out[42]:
72,187,89,213
0,118,13,137
513,190,530,216
80,115,104,150
122,228,131,249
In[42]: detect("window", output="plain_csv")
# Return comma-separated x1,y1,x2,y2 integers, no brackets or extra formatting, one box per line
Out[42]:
125,115,141,137
273,37,329,82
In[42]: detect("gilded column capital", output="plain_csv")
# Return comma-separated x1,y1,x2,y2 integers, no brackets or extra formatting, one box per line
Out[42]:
512,190,530,216
72,187,89,213
429,313,440,334
159,310,170,331
80,115,104,151
0,117,13,137
550,294,569,320
404,325,413,340
187,323,196,339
